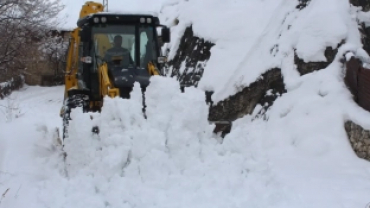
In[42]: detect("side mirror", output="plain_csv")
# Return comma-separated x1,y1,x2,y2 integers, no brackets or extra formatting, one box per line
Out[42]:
161,27,170,43
80,26,91,42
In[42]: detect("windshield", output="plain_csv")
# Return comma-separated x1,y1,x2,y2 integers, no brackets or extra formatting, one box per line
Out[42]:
93,25,135,68
92,24,158,69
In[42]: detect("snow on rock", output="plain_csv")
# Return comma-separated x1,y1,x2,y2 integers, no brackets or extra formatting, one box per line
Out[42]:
160,0,365,102
167,27,214,88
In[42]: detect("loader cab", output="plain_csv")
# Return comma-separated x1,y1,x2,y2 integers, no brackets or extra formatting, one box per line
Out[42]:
77,13,170,100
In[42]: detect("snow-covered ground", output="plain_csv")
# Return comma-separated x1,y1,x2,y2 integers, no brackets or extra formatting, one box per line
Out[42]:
1,77,370,207
0,86,64,207
1,0,370,207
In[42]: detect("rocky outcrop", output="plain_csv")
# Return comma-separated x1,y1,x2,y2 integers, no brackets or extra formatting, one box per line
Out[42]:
168,0,369,142
168,26,286,136
345,121,370,160
351,0,370,12
208,68,286,122
359,23,370,55
296,0,311,10
294,46,339,76
169,26,214,88
352,0,370,54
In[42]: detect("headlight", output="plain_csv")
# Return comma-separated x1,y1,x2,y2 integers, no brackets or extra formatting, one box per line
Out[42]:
101,17,107,23
140,18,145,23
93,17,99,23
147,18,152,23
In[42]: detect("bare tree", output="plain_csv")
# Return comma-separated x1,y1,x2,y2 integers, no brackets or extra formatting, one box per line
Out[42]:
0,0,64,81
40,34,68,74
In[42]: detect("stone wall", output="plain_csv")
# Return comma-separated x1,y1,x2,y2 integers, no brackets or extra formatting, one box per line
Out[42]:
344,56,370,161
24,59,51,85
345,121,370,160
344,0,370,162
24,59,64,86
294,46,340,75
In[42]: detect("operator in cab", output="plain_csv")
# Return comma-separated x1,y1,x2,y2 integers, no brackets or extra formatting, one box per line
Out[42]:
104,35,134,67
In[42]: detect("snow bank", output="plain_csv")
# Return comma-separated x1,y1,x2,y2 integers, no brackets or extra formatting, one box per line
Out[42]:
0,78,285,207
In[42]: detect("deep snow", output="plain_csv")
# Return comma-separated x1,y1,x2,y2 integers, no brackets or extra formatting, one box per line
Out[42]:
1,0,370,207
1,77,370,207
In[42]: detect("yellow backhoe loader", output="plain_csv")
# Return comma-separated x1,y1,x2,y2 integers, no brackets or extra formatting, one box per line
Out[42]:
60,1,170,139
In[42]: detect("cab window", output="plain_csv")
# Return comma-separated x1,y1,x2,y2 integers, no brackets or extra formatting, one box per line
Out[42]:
139,26,157,68
92,25,135,67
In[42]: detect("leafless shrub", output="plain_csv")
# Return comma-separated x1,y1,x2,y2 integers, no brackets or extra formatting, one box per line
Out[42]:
0,0,64,81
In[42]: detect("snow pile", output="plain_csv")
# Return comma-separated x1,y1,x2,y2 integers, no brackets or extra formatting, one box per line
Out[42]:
26,77,286,207
0,76,369,207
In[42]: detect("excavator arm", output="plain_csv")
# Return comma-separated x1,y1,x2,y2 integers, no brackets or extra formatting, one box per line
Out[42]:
79,1,104,18
64,1,104,99
61,1,105,136
148,61,160,75
99,63,119,98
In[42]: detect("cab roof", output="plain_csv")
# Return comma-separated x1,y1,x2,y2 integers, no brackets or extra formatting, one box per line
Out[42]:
77,13,160,27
